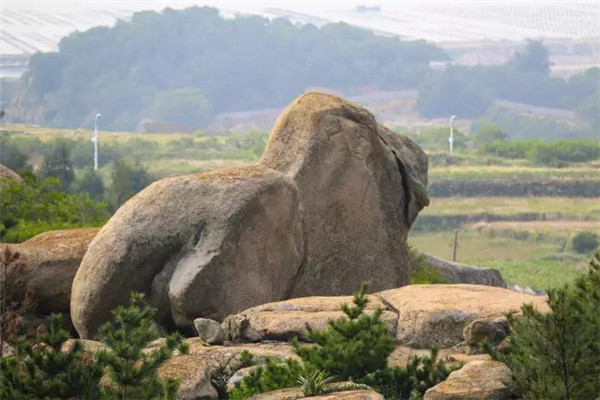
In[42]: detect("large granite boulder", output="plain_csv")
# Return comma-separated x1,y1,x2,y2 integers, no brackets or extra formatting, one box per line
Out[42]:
420,253,506,287
0,163,23,182
71,166,303,338
0,228,99,314
378,284,549,348
260,92,429,297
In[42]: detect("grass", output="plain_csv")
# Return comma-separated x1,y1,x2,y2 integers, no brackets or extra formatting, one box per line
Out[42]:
409,230,591,290
422,197,600,219
429,165,599,182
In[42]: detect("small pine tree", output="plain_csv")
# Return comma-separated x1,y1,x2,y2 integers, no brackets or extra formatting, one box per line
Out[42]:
229,357,304,400
292,283,396,381
0,313,104,399
97,292,188,400
496,251,600,400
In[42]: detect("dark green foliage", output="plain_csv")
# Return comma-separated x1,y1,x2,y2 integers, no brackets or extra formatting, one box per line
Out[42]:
149,87,213,128
363,347,460,400
297,369,332,397
97,292,188,400
292,283,396,381
408,246,448,284
229,357,304,400
472,124,508,148
0,293,188,399
494,252,600,400
0,314,104,399
229,284,456,399
509,40,550,75
0,135,29,171
208,350,255,398
73,166,106,201
17,6,445,130
481,138,600,165
41,139,75,191
0,174,109,242
572,231,599,254
109,160,152,207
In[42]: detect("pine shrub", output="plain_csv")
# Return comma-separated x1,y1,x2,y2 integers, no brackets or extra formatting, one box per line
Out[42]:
490,251,600,400
292,283,396,381
0,313,103,399
97,292,189,400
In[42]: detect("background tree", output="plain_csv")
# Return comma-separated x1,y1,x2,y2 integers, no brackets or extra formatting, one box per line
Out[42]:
73,166,105,201
109,160,152,208
41,139,74,191
473,124,508,148
509,40,551,75
149,87,213,128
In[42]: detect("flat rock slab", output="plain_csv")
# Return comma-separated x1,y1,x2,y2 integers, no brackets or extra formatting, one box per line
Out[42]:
222,295,398,342
424,360,514,400
378,284,549,348
387,346,490,369
250,388,384,400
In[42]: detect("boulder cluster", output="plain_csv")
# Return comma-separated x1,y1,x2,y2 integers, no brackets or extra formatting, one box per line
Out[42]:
69,92,431,338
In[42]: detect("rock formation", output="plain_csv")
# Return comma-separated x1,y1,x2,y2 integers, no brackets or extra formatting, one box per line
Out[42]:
260,93,429,296
71,92,430,338
0,228,99,314
72,166,303,338
420,253,506,287
0,163,23,182
222,284,548,349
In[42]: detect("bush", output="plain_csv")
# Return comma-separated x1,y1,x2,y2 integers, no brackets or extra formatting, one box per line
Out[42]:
0,174,110,242
230,284,457,399
408,246,448,284
486,252,600,400
0,292,187,399
292,283,396,381
572,231,599,253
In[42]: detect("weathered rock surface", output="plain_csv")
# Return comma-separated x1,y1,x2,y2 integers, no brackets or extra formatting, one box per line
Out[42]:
193,318,224,345
0,228,99,314
378,284,548,348
420,253,506,287
260,92,429,297
0,163,23,182
72,166,303,338
249,388,384,400
424,360,514,400
222,295,398,342
387,346,490,369
463,317,508,354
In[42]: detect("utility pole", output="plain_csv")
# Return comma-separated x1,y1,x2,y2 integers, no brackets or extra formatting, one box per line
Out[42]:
449,115,456,153
93,113,101,170
452,229,459,262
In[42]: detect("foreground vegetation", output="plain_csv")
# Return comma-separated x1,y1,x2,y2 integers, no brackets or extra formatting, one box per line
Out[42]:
484,252,600,400
0,292,188,399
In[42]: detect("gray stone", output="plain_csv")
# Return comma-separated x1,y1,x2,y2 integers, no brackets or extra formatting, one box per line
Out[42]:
71,166,303,338
260,92,429,297
420,253,506,287
193,318,224,345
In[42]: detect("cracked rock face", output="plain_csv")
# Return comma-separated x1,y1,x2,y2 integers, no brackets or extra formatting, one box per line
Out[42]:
260,92,429,297
71,92,429,339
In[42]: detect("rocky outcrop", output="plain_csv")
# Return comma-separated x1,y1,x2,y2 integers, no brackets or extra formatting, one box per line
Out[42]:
379,284,548,348
221,295,398,342
222,284,546,349
463,318,508,354
424,360,514,400
71,93,430,338
260,92,429,297
0,228,99,314
250,388,384,400
0,163,23,182
420,253,506,287
72,166,303,338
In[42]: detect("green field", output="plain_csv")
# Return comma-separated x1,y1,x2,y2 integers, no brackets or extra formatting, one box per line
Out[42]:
421,197,600,219
409,230,591,290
